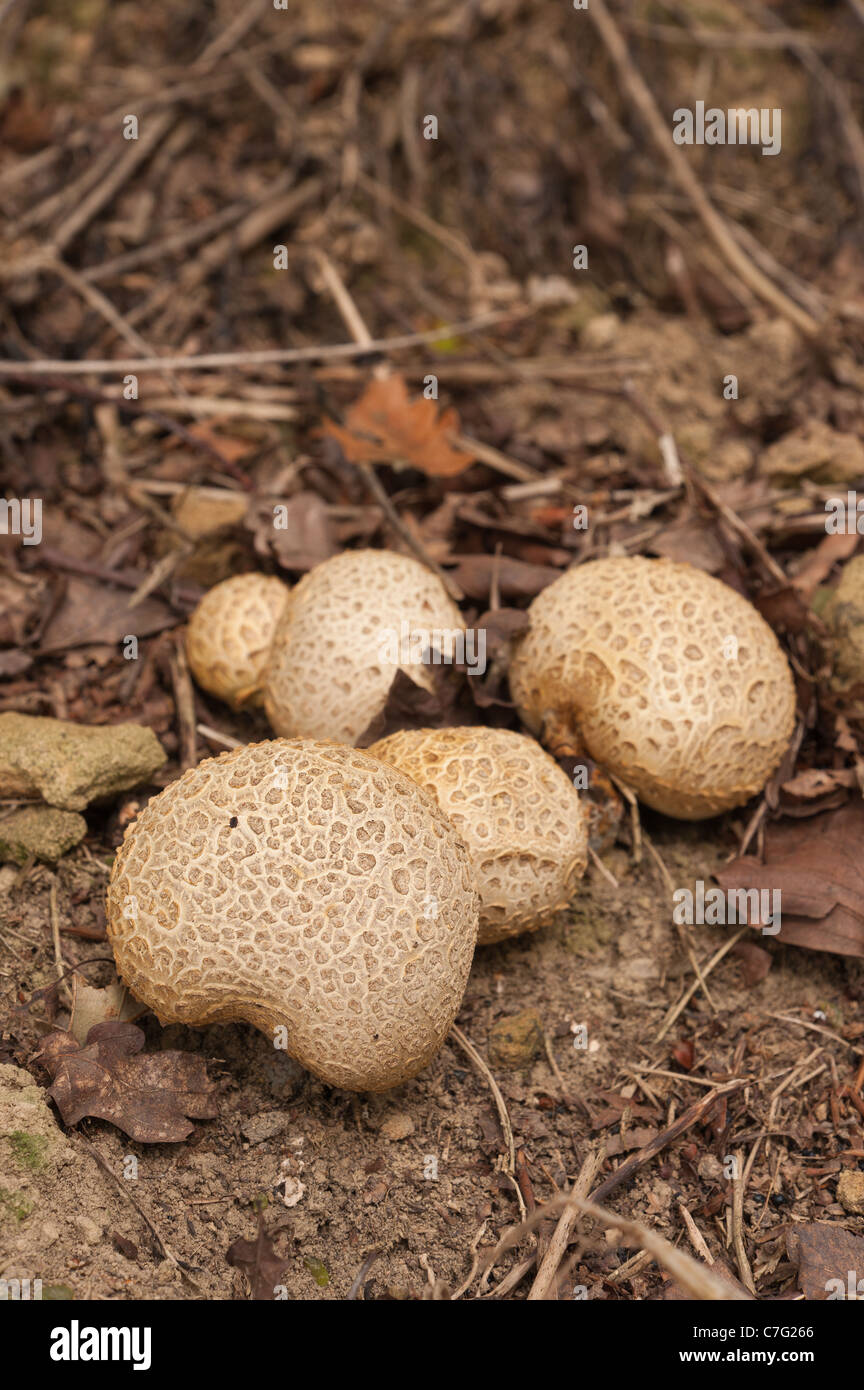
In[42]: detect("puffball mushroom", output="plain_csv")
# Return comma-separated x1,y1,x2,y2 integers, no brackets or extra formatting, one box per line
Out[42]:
369,726,588,945
262,549,464,745
186,573,290,709
509,557,796,820
106,739,478,1092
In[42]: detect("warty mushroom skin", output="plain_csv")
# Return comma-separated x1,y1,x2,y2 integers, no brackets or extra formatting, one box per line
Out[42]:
509,557,796,820
186,572,290,709
369,725,587,944
262,549,465,745
106,739,479,1092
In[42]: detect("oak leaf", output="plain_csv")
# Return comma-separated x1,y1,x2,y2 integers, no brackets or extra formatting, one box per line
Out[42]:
37,1021,218,1142
323,374,473,477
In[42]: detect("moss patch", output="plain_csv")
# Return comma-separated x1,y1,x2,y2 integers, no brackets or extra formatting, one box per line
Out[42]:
0,1188,34,1224
8,1130,50,1172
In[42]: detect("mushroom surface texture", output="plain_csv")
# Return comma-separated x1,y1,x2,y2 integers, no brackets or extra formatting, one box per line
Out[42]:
369,725,588,945
106,739,478,1092
508,557,796,820
186,573,290,708
262,549,465,745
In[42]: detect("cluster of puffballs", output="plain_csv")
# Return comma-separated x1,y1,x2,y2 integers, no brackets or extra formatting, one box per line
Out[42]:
106,550,796,1093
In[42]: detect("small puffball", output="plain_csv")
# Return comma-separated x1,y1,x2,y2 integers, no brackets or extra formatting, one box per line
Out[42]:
106,739,478,1092
369,725,587,944
186,573,290,709
509,557,796,819
262,549,465,745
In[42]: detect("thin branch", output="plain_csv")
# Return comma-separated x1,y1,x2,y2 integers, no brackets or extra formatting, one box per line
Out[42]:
0,309,524,377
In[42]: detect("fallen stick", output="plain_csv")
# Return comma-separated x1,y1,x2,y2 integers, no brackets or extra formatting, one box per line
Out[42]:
589,1077,746,1205
0,310,523,377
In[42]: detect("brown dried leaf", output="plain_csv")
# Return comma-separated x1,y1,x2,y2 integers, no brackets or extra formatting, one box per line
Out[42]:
791,530,859,601
38,578,175,653
786,1223,864,1300
226,1217,289,1301
447,554,560,601
37,1021,218,1142
649,517,726,573
731,941,773,987
180,423,259,465
670,1040,696,1071
323,374,473,477
716,804,864,958
604,1126,659,1157
781,767,856,801
753,585,814,637
0,90,55,152
250,491,336,572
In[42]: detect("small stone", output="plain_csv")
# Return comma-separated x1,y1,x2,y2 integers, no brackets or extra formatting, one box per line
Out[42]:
762,421,864,484
0,713,166,811
0,806,87,864
837,1170,864,1215
241,1111,291,1145
697,1154,725,1184
75,1215,101,1245
379,1112,414,1142
0,865,19,894
580,312,620,351
487,1009,545,1070
276,1175,306,1208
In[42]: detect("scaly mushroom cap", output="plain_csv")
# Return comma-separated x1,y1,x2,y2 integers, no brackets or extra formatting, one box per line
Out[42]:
508,557,796,820
106,740,478,1092
369,726,587,944
186,573,290,708
262,549,465,744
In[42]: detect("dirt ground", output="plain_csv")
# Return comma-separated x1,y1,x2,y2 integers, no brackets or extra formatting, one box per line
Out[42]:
2,0,864,1301
0,823,861,1301
2,815,862,1301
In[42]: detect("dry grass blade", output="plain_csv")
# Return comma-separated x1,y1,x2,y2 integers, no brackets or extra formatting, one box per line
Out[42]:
0,310,522,376
586,0,822,337
482,1194,753,1301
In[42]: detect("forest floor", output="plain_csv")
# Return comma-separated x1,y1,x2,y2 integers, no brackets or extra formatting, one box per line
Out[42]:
1,0,864,1300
